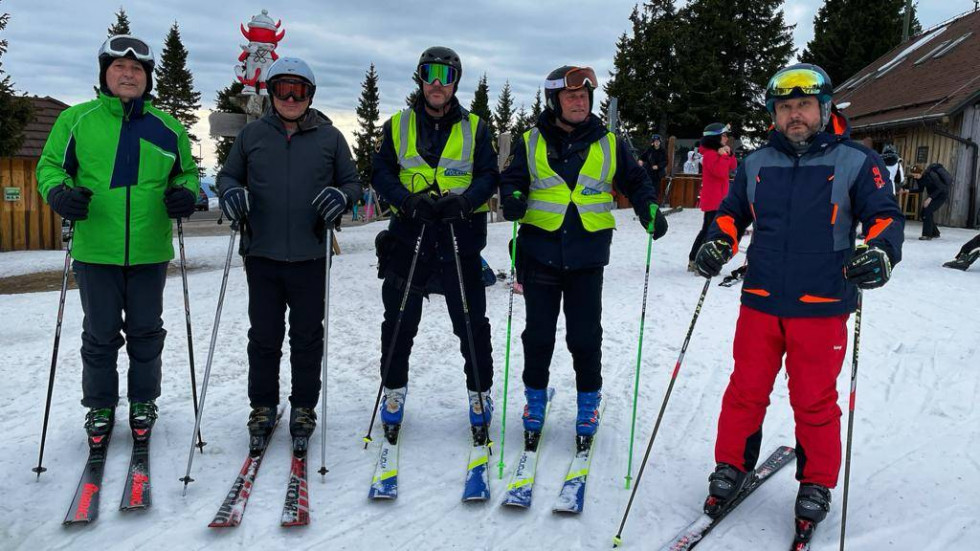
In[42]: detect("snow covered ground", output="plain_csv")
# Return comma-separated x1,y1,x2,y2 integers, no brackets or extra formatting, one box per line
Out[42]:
1,209,977,550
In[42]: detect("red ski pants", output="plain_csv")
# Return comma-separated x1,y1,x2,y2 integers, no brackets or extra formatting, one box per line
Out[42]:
715,305,849,488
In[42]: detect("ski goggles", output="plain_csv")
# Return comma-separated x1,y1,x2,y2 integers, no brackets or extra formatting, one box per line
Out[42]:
703,124,731,137
766,68,828,99
269,77,315,101
418,63,459,86
100,35,154,62
544,67,598,91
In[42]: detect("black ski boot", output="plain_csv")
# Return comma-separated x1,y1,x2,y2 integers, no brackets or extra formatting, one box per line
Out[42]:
289,407,317,456
793,483,832,547
247,406,277,454
943,250,979,271
703,463,748,517
84,407,114,449
129,400,157,442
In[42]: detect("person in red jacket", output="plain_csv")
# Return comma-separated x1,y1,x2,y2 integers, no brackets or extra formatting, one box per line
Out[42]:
688,123,737,272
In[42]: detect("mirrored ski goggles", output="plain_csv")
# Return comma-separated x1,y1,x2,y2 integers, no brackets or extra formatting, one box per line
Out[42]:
766,68,827,98
544,67,598,91
419,63,459,85
101,35,153,62
269,78,315,101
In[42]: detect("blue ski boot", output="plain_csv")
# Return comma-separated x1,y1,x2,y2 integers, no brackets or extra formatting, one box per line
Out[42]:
522,387,548,433
575,390,602,437
380,387,407,426
468,390,493,427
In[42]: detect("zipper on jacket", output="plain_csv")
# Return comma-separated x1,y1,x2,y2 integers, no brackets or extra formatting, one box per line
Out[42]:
124,110,132,266
286,133,291,262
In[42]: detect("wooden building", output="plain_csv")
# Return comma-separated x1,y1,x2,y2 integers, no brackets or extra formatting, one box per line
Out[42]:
0,96,70,252
834,9,980,228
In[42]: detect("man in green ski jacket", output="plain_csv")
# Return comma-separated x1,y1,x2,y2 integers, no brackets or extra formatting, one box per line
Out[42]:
36,35,200,444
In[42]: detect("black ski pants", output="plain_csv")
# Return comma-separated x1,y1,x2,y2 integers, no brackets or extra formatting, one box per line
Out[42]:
689,210,717,262
921,192,947,237
245,255,325,409
73,260,168,409
379,239,493,392
520,256,603,393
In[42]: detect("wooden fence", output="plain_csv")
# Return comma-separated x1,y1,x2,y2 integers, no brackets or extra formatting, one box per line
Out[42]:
0,157,62,252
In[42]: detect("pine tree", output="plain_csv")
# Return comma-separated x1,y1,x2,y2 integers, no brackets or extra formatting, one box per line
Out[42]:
800,0,909,87
212,81,244,170
154,22,202,147
470,73,494,137
493,80,515,136
529,88,543,120
0,5,34,157
405,88,420,107
107,6,131,36
354,63,381,185
512,104,532,137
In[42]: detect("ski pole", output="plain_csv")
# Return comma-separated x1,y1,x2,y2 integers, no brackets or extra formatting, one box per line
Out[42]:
318,226,333,478
180,223,239,494
176,218,206,452
624,204,658,489
362,224,427,448
839,291,862,551
497,192,521,479
33,221,75,479
447,221,490,445
613,278,711,548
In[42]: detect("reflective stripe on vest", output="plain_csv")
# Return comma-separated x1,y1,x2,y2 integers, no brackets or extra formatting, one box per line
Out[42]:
522,127,616,232
390,108,488,213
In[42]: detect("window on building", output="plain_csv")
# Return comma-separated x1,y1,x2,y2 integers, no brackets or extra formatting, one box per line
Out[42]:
933,32,972,59
916,146,929,164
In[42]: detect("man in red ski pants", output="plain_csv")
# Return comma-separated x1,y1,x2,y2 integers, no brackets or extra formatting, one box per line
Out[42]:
693,63,904,543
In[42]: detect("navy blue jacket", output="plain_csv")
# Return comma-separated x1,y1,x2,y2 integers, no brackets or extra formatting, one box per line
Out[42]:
706,113,904,317
500,112,658,271
373,97,498,261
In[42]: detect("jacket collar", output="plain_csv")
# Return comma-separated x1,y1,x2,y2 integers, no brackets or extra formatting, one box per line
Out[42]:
768,105,852,157
99,92,146,120
413,95,464,127
536,111,607,146
261,108,332,135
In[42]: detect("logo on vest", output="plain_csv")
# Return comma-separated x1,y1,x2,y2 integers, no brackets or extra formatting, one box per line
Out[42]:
444,168,470,177
580,187,602,196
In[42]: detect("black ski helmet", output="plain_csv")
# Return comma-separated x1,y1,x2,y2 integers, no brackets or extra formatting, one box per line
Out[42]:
417,46,462,92
544,65,596,126
98,35,155,97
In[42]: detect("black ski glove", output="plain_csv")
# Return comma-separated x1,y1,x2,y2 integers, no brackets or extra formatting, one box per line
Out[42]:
638,203,669,240
47,184,93,221
435,193,472,223
502,193,528,221
401,192,438,224
695,239,733,278
219,187,249,222
164,187,197,219
312,187,349,224
844,244,892,289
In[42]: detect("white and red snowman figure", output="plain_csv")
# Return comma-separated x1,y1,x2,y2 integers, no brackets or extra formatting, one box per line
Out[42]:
234,9,285,95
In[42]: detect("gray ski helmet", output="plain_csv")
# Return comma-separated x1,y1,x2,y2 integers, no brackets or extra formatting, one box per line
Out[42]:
266,57,317,88
98,35,155,97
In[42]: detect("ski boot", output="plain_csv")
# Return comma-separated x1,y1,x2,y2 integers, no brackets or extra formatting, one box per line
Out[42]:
289,406,317,456
522,387,548,450
247,406,277,455
129,400,157,443
380,387,407,445
575,390,602,452
943,249,979,271
84,407,114,450
793,483,832,546
468,389,494,445
703,463,748,517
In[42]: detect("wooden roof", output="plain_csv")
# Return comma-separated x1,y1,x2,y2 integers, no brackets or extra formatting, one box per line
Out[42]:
834,9,980,130
14,96,71,158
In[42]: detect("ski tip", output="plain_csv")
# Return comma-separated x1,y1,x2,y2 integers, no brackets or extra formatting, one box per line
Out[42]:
612,535,623,548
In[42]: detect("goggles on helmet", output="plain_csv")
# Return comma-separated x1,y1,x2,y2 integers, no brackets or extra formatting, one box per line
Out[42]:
269,78,315,102
544,67,597,92
766,67,828,101
703,124,731,137
100,35,153,62
419,63,459,86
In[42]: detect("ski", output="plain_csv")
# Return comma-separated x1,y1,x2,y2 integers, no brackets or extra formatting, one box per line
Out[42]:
658,445,796,551
502,387,556,508
552,401,607,514
280,438,310,527
368,424,400,500
791,518,817,551
208,407,284,528
462,424,491,501
119,427,152,511
63,432,113,525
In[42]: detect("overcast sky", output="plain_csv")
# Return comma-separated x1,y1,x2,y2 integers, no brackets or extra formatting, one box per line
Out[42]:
4,1,975,175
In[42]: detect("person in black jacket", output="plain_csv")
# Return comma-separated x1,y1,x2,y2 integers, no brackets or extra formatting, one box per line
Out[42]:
639,134,668,189
500,65,667,444
918,162,952,240
217,57,361,447
371,46,499,436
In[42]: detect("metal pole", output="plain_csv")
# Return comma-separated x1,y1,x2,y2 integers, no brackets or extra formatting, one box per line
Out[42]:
624,225,655,489
497,219,519,479
176,218,206,452
839,291,863,551
318,227,333,478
